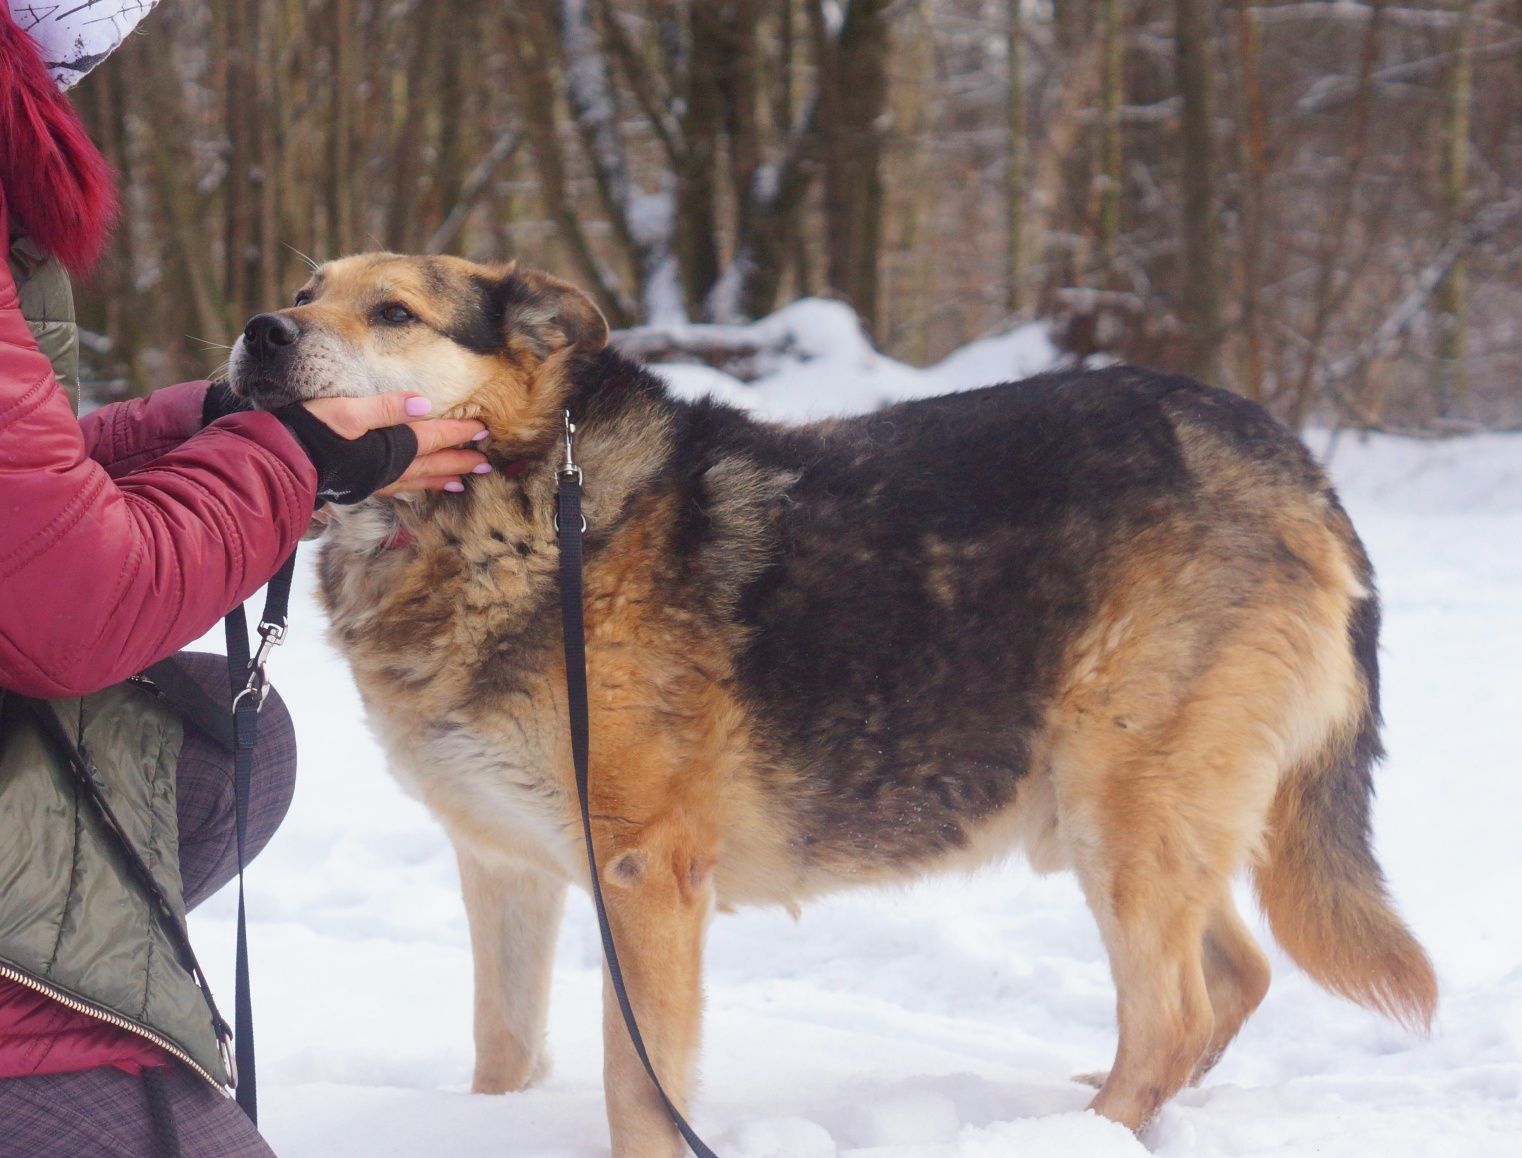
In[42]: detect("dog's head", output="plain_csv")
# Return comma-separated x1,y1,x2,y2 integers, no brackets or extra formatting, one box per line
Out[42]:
228,254,608,443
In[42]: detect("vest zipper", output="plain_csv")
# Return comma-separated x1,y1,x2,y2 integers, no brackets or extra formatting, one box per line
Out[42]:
0,960,227,1094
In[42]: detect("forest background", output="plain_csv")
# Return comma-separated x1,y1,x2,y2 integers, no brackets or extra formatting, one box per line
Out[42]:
73,0,1521,433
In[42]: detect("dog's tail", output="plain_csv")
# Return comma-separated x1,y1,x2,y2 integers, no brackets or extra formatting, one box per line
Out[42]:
1253,584,1437,1032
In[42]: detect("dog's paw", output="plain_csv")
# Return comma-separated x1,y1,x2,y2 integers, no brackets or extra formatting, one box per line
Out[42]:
471,1050,549,1094
1071,1070,1109,1089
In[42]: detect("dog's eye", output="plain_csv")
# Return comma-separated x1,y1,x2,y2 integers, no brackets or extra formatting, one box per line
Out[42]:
293,290,312,307
377,304,416,326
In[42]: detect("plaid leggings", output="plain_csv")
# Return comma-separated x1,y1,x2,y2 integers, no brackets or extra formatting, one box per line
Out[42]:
0,653,297,1157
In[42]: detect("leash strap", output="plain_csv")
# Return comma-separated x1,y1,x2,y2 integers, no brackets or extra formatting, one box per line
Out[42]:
556,439,719,1158
220,548,297,1124
138,658,236,752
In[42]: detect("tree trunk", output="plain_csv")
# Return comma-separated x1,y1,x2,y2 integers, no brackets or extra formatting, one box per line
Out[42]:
1007,0,1028,314
503,4,634,326
1097,0,1126,288
1434,0,1473,415
1234,0,1268,402
1175,0,1221,383
811,0,893,340
327,0,358,257
677,3,725,312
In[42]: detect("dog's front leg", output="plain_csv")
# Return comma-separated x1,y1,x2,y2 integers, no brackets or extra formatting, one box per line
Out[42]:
456,844,567,1094
598,829,716,1158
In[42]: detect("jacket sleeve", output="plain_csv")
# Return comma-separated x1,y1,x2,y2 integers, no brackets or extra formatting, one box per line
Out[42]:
0,226,318,698
78,379,214,477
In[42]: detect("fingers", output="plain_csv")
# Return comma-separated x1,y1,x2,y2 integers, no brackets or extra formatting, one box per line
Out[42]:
301,392,431,439
301,392,487,446
409,417,490,456
375,449,493,498
376,474,473,498
395,448,492,484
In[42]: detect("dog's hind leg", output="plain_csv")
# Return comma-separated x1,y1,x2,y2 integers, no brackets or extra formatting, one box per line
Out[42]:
456,844,567,1094
1192,893,1271,1084
1074,841,1217,1132
597,819,717,1158
1071,890,1270,1093
1054,697,1279,1129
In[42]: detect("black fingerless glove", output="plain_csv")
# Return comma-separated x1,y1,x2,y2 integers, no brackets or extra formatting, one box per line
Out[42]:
273,403,419,506
201,380,252,425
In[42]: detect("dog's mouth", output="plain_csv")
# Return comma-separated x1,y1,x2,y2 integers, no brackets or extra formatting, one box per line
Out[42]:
237,382,298,410
227,336,317,410
226,368,299,411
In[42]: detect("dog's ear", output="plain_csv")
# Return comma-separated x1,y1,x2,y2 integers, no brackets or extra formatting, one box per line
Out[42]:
470,266,609,360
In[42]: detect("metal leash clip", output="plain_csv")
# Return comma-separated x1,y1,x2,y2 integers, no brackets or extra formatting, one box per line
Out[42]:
559,408,582,485
554,408,588,535
232,618,287,712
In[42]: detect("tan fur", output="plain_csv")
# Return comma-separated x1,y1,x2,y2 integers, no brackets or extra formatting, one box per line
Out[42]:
254,255,1436,1153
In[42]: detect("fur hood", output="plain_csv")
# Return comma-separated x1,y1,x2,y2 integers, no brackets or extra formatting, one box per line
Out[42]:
0,6,116,271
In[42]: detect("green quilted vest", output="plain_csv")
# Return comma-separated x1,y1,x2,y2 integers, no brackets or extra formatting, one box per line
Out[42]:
0,243,229,1088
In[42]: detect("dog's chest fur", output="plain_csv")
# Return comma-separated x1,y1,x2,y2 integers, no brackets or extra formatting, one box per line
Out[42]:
316,486,587,871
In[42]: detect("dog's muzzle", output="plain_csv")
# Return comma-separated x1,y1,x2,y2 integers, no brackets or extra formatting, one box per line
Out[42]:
231,313,302,407
243,312,300,356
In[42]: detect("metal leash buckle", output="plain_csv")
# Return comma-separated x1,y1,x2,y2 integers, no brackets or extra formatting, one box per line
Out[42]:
554,408,588,535
232,618,287,712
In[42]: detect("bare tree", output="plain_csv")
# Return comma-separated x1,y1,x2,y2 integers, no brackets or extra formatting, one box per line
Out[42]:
1433,0,1474,414
1175,0,1221,383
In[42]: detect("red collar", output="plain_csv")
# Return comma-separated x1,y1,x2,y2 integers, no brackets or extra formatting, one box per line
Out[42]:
380,523,414,550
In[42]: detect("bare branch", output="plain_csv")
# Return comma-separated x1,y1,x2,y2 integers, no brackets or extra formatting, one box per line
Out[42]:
1249,3,1502,31
1321,197,1522,393
423,129,524,256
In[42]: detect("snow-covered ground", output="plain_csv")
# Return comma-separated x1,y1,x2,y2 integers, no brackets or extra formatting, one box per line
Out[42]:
188,304,1522,1156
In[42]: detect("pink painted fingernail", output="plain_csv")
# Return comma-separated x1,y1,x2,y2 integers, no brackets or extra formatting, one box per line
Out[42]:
444,480,465,493
471,429,489,442
472,462,493,474
405,396,433,417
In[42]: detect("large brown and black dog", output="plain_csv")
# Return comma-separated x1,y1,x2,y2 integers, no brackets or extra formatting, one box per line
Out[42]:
230,254,1436,1155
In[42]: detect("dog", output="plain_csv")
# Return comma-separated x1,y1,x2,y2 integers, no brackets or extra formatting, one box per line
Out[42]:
229,253,1437,1155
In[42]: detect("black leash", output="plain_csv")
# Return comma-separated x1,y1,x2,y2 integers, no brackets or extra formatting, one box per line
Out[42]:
218,548,297,1124
555,412,719,1158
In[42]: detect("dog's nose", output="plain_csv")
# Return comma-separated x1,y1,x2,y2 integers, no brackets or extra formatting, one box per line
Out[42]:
243,313,300,356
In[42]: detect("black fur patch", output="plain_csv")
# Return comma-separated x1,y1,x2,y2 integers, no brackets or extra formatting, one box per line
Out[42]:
704,370,1199,864
449,274,517,355
513,356,1346,870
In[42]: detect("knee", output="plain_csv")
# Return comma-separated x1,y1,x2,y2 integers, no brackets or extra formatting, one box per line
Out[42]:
600,832,717,909
171,651,297,856
246,682,298,854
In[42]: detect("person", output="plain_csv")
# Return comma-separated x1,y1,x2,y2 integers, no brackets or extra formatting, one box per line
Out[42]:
0,5,489,1154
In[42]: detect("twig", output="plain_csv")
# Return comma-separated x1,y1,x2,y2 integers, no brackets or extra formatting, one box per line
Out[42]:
1322,198,1522,390
423,129,524,255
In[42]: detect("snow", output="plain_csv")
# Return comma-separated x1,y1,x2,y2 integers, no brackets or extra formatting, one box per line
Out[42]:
629,189,685,328
647,297,1062,421
184,317,1522,1156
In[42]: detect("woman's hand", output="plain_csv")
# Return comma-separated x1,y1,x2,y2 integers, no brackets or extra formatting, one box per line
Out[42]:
292,393,490,500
